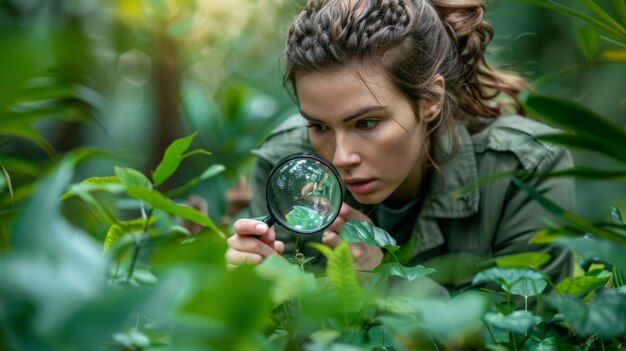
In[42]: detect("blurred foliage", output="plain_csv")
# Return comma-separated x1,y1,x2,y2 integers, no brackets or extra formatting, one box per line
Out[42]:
1,0,626,350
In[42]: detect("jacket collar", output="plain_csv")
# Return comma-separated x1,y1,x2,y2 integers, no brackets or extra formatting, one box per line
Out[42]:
422,124,480,218
414,124,480,254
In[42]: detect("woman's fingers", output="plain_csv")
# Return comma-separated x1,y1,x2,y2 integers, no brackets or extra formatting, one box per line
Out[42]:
225,249,264,265
339,202,372,222
233,218,269,236
227,218,281,267
273,240,285,254
322,230,341,248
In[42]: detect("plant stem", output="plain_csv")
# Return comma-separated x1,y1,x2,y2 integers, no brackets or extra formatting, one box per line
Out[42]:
110,261,120,288
126,237,142,282
126,207,154,282
524,296,528,311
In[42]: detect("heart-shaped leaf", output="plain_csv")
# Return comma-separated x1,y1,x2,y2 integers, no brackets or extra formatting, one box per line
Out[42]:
340,219,399,253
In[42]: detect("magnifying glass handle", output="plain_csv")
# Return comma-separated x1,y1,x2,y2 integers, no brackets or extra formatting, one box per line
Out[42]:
261,215,275,228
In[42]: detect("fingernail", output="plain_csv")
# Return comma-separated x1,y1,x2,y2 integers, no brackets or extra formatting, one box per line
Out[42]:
255,223,268,233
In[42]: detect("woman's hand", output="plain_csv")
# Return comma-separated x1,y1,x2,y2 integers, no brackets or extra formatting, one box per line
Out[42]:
226,219,285,268
322,203,384,270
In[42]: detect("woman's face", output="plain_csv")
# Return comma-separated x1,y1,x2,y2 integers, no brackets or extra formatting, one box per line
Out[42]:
295,64,432,206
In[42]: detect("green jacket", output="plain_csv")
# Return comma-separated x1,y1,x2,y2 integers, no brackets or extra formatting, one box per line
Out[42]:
250,114,574,289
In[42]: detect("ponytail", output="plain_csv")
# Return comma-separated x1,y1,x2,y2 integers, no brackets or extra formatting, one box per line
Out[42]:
433,0,528,117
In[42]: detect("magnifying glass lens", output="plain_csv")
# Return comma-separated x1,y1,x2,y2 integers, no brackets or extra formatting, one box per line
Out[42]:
265,153,343,234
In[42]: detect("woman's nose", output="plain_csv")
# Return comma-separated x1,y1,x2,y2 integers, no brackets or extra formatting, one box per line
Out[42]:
332,136,360,170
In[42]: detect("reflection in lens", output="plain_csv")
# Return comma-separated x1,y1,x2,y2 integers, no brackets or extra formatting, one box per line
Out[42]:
266,156,342,233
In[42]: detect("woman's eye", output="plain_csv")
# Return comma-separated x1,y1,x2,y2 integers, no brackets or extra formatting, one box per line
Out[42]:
307,122,328,132
356,119,379,130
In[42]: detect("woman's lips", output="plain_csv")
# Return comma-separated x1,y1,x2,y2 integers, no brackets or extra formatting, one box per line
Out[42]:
344,179,376,194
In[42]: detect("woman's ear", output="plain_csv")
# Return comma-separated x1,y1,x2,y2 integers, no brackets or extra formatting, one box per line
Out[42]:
419,75,445,122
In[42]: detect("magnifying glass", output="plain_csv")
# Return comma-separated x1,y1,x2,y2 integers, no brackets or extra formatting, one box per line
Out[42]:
261,152,344,234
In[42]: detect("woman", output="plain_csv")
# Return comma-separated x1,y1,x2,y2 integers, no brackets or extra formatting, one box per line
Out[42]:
226,0,573,289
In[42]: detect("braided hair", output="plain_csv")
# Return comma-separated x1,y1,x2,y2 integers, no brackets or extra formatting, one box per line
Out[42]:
285,0,527,136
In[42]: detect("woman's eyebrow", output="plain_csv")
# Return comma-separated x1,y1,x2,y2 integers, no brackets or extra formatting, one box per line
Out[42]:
300,105,388,123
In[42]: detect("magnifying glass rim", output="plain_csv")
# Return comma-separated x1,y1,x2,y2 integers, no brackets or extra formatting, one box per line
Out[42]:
265,152,344,234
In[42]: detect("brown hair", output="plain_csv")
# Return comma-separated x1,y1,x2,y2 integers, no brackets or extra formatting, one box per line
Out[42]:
285,0,528,136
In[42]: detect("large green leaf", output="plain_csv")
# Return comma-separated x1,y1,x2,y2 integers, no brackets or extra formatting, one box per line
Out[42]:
473,267,547,297
577,26,599,61
61,176,124,200
536,166,626,180
124,186,224,237
418,291,489,342
104,217,156,251
513,0,626,40
513,178,626,246
523,94,626,152
558,235,626,272
373,262,435,281
0,159,109,344
0,121,55,155
555,274,611,296
546,289,626,338
484,310,541,334
284,205,323,230
310,241,363,318
524,336,558,351
179,264,273,350
490,252,552,269
614,0,626,25
152,132,212,187
340,219,400,253
164,164,225,198
256,255,317,304
536,134,626,164
115,166,152,190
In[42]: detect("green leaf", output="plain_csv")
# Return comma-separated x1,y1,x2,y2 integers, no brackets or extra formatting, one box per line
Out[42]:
537,166,626,180
614,0,626,25
490,252,552,269
0,161,13,204
513,178,626,246
340,219,399,253
558,235,626,272
124,186,224,237
418,291,489,341
61,176,123,200
555,274,611,296
523,94,626,152
68,188,120,225
180,265,273,350
578,0,626,36
284,205,323,231
536,134,626,164
0,121,55,155
164,164,225,198
546,289,626,338
524,336,558,351
152,132,212,186
514,0,626,39
577,26,599,61
256,255,317,304
509,274,547,298
373,262,435,281
115,167,152,190
473,267,547,297
484,310,541,334
310,241,363,317
104,217,156,251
